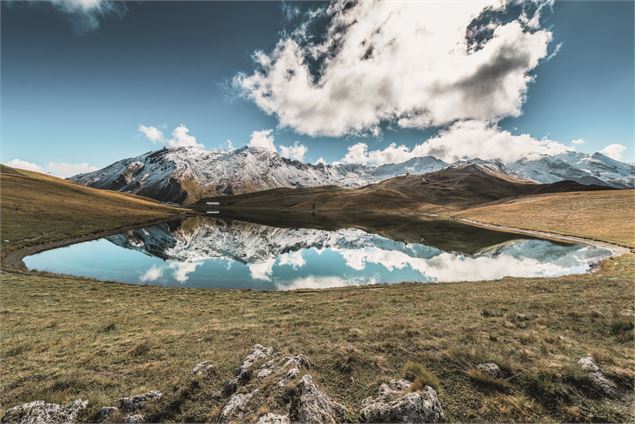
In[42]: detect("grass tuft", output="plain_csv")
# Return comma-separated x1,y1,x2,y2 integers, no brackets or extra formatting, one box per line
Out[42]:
404,361,440,391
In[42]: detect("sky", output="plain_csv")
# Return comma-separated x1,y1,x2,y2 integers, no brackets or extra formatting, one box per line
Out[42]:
1,0,633,177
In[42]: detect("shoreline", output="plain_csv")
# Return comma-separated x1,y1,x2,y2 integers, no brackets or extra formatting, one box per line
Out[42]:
4,212,631,291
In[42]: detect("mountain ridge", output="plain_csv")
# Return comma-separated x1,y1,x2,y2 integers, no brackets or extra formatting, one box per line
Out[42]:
69,146,634,204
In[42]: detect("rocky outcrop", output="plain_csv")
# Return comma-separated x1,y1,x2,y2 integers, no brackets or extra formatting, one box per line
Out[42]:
577,355,618,397
290,375,346,424
1,400,87,424
118,390,163,412
2,345,446,423
360,379,445,423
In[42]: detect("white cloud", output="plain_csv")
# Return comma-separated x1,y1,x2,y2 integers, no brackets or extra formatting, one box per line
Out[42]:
166,125,203,148
315,157,326,165
138,124,204,149
248,129,277,152
248,258,276,281
337,121,571,165
46,162,98,177
279,141,307,162
276,275,375,291
139,265,164,283
5,158,97,178
278,251,306,269
600,144,626,161
167,261,202,283
235,1,553,137
138,125,164,143
47,0,118,32
5,159,44,173
571,138,585,146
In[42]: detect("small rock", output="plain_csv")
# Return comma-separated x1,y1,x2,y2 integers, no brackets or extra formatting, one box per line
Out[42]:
577,355,599,373
122,414,145,423
1,400,88,424
360,379,445,423
118,390,162,412
281,355,311,370
476,363,503,378
96,406,118,422
577,355,617,397
278,367,300,387
290,375,346,424
192,361,217,378
256,413,290,424
219,390,258,422
237,345,274,382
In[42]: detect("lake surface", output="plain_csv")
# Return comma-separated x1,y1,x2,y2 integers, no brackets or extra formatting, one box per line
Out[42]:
25,216,611,290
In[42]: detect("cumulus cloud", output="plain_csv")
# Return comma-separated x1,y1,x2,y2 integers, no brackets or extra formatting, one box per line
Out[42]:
279,141,308,162
571,138,585,146
5,158,97,178
46,162,98,177
337,121,571,165
234,0,553,137
248,258,276,281
248,129,277,152
5,159,44,173
278,251,306,269
167,261,202,283
139,265,164,283
138,124,204,149
600,144,626,161
138,125,164,143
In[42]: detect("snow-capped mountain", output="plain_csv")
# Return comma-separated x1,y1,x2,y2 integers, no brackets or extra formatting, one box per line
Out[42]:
70,146,634,204
70,146,447,204
506,152,635,188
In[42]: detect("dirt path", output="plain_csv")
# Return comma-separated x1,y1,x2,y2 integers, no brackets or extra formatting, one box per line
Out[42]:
447,216,632,257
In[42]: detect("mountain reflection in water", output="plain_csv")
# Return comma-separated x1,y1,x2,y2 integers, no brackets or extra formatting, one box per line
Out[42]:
25,216,611,290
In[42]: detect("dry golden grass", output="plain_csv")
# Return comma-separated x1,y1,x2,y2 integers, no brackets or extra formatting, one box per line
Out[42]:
1,257,633,422
0,165,181,258
453,190,635,248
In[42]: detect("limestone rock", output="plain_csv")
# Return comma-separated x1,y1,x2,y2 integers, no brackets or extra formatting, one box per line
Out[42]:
219,390,258,422
476,363,503,378
256,413,290,424
290,375,346,424
1,400,88,424
118,390,162,412
237,344,274,382
192,361,217,378
577,355,618,397
360,379,445,423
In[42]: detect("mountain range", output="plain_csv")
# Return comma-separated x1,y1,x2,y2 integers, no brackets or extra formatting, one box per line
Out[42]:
70,146,635,204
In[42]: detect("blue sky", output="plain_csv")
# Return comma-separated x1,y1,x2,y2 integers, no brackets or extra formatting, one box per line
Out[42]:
1,1,633,176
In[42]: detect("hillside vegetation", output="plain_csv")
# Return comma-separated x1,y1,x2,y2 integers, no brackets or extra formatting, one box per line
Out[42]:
453,190,635,248
0,165,181,264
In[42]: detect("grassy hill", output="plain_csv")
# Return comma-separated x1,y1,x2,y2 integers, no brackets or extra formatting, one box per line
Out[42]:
453,190,635,248
0,165,182,266
198,164,613,214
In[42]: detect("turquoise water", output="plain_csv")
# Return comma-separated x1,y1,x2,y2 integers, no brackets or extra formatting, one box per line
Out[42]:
24,217,611,290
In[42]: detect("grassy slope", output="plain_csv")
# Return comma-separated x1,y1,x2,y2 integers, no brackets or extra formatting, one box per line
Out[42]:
0,165,181,259
452,190,635,248
1,258,633,422
0,169,633,422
